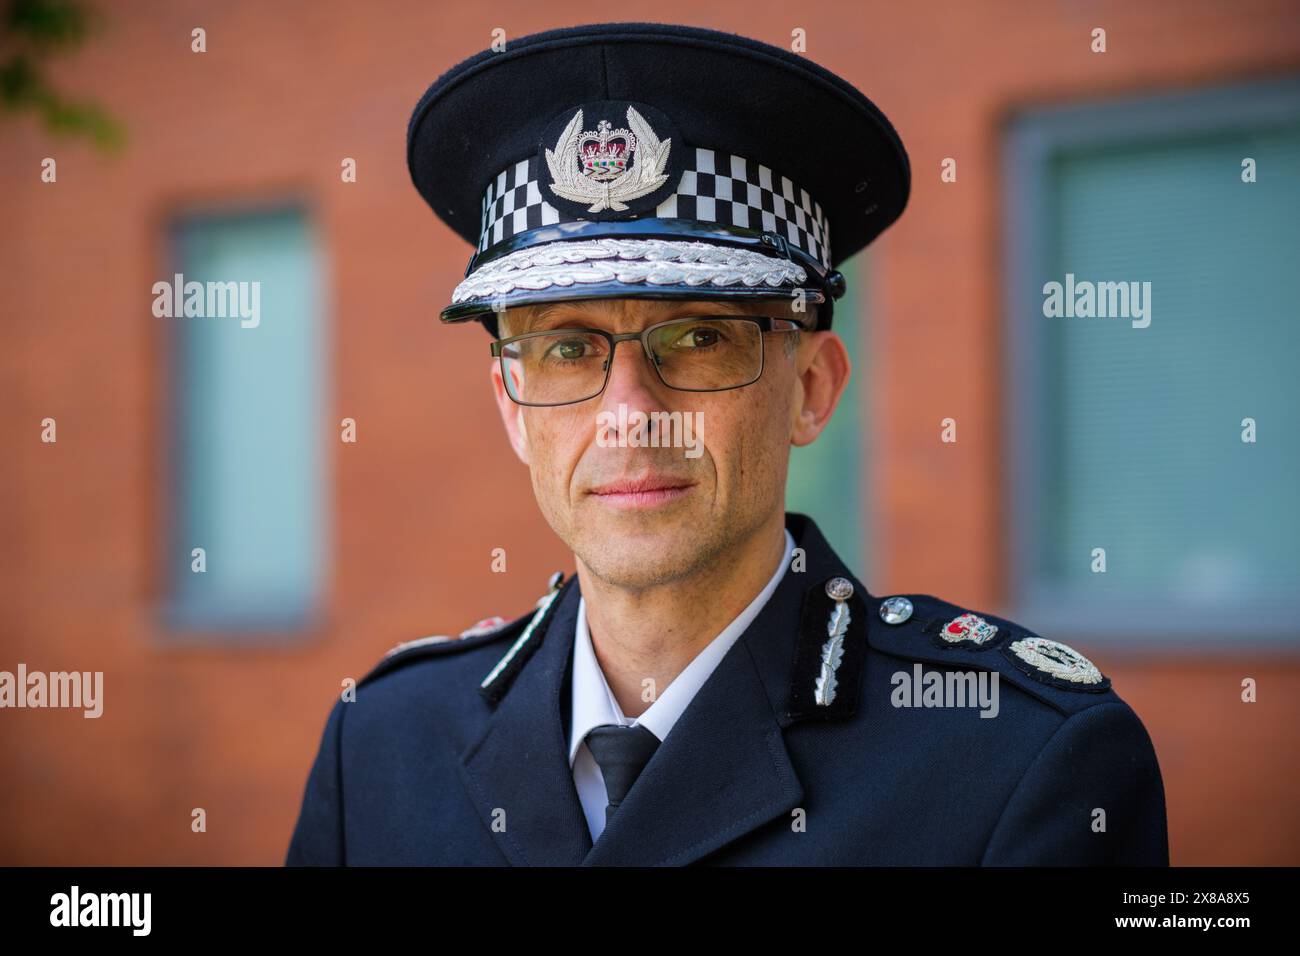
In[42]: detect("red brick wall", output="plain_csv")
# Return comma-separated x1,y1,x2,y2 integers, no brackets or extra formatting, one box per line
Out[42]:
1,0,1296,864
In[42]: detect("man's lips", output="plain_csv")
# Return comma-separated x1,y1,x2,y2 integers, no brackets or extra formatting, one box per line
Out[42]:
586,476,696,509
589,476,694,495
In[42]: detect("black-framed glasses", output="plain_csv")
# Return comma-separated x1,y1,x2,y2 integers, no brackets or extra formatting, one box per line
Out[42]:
490,315,806,407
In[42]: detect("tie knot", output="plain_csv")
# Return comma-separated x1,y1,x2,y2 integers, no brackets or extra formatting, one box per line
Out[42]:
583,723,661,814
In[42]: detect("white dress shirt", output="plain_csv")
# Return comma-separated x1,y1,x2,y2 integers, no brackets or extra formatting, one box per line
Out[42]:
568,527,797,841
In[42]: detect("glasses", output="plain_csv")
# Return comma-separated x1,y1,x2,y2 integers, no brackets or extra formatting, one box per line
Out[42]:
490,315,806,407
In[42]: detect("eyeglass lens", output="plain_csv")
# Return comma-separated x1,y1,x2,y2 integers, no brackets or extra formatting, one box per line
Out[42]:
500,318,765,405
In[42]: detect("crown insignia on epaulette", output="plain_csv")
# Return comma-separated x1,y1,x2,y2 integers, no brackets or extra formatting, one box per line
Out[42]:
459,616,508,638
941,612,999,646
383,634,454,658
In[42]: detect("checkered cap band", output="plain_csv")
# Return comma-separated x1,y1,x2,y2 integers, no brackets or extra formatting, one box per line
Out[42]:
478,147,831,269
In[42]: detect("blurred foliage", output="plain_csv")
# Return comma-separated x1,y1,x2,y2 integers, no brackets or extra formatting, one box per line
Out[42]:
0,0,123,149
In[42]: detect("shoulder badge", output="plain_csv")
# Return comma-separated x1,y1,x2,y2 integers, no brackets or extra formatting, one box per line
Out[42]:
381,615,512,660
866,594,1116,711
940,612,999,646
1003,635,1109,690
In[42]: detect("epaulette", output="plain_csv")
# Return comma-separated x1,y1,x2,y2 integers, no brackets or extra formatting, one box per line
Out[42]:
865,592,1119,717
357,572,566,689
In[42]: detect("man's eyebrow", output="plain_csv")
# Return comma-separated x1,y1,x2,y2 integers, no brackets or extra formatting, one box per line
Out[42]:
509,299,776,334
507,302,597,334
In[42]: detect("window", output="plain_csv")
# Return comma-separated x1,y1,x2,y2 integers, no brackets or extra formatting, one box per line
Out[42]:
1004,78,1300,643
162,206,328,633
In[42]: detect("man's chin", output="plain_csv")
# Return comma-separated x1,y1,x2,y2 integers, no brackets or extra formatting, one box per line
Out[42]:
570,497,713,589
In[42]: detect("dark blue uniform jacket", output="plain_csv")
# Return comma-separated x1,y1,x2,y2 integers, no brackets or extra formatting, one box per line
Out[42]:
286,512,1169,866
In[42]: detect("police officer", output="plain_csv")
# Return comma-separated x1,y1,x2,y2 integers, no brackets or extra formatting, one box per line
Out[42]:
286,22,1168,866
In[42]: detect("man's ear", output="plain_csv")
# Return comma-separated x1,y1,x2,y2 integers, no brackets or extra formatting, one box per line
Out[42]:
490,361,531,464
790,331,851,447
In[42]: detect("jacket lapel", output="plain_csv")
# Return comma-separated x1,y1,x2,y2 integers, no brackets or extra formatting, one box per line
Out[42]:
457,577,594,866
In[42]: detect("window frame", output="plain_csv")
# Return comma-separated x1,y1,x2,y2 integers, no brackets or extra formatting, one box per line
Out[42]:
1002,77,1300,646
157,200,330,640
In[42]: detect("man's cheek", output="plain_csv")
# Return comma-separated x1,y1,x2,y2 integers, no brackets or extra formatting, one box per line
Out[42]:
529,425,578,506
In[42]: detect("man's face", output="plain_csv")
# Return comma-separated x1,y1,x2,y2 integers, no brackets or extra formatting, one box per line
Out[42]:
490,297,849,591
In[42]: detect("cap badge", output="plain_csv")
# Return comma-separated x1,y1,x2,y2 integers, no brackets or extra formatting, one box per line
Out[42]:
544,104,673,213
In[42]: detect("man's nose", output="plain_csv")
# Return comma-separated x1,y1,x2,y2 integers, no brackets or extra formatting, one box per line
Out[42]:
599,337,665,410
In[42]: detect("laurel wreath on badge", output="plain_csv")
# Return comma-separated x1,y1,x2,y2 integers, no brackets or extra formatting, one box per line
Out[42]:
545,106,672,213
1007,636,1105,685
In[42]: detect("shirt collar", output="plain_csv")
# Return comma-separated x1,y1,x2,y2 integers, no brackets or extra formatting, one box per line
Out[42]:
568,527,796,766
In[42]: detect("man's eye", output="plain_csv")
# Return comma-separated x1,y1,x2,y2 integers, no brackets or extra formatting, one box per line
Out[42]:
547,338,593,360
669,325,724,349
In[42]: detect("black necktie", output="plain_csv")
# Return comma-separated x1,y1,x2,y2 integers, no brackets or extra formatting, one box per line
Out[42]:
583,723,661,824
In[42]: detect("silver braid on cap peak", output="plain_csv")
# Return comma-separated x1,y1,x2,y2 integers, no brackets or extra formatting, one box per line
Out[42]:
450,237,809,304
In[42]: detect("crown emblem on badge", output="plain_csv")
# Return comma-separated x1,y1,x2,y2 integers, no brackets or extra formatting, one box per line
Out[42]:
580,120,635,180
545,105,672,213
